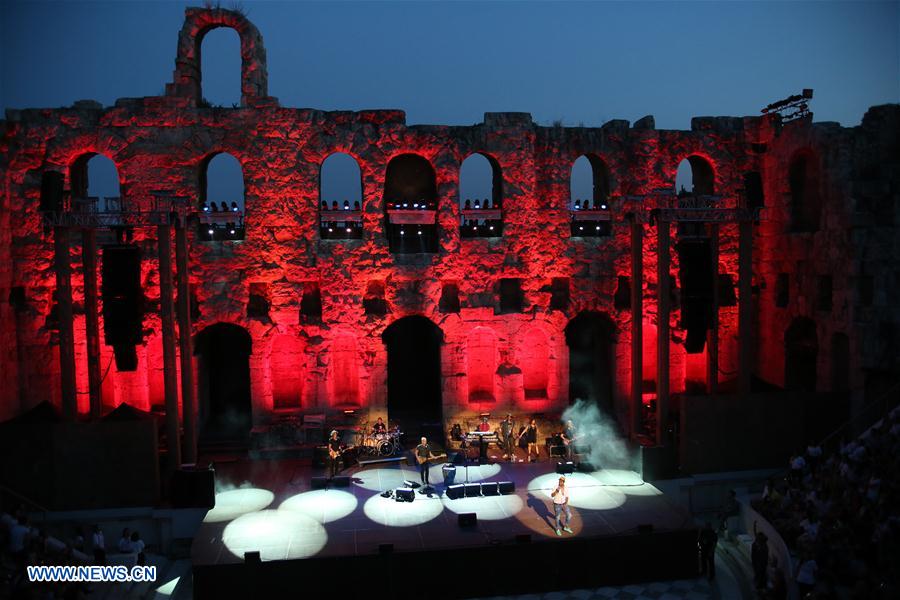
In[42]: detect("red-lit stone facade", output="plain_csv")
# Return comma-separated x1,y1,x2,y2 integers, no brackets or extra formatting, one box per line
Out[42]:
1,7,897,440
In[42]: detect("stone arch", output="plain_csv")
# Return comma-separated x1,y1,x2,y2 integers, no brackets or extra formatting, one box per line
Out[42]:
69,153,122,212
194,323,253,439
570,154,611,209
460,152,502,208
467,327,498,402
784,317,818,392
270,333,304,409
319,152,363,239
521,327,550,399
675,155,715,196
788,150,821,232
383,154,438,253
198,152,245,240
166,7,269,106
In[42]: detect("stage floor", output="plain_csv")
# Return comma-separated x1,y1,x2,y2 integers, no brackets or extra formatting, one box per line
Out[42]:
191,457,693,567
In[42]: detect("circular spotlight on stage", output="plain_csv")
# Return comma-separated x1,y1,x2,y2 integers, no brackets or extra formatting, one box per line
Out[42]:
363,492,444,527
203,488,275,523
441,494,523,520
352,467,421,492
591,469,645,487
279,489,358,523
528,472,626,511
223,510,327,561
513,495,585,538
429,462,501,484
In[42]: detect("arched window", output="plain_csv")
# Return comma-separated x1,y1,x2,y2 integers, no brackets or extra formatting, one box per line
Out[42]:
675,156,715,197
319,153,363,240
789,151,821,232
199,27,241,107
199,152,244,241
467,327,497,402
70,154,121,213
570,154,611,237
331,333,360,407
270,334,304,409
383,154,438,253
521,328,550,399
460,153,503,238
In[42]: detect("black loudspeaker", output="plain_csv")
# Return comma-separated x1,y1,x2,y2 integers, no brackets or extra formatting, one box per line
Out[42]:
515,534,532,544
171,467,215,508
395,488,415,502
40,171,65,213
378,544,393,554
556,461,575,474
481,482,499,496
464,483,481,498
101,245,143,347
498,481,515,495
446,484,465,500
332,475,350,488
244,551,261,564
458,513,477,528
549,445,566,457
311,476,328,490
112,345,138,372
638,523,654,534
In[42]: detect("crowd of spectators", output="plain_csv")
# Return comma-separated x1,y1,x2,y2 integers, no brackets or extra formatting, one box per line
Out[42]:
754,405,900,599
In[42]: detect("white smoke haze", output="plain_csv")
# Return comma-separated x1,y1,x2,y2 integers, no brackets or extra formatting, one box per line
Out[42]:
562,399,632,470
214,479,254,494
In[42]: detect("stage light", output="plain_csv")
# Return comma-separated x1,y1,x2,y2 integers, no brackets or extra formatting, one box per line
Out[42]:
346,228,351,233
363,491,444,527
203,488,275,523
328,227,333,233
231,202,238,212
441,494,523,520
223,510,327,561
489,226,494,231
202,203,209,212
579,226,584,231
279,489,358,523
400,229,405,236
155,576,180,596
595,225,601,231
413,203,419,208
600,203,608,210
417,229,422,235
207,228,214,236
527,472,626,510
230,229,236,235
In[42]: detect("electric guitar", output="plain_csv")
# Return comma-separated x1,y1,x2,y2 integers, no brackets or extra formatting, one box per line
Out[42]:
415,452,447,465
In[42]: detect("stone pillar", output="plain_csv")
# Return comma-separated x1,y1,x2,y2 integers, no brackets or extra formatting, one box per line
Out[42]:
656,219,670,446
54,226,77,419
157,223,181,470
630,215,643,438
707,224,719,395
81,228,102,419
738,219,753,397
175,222,197,464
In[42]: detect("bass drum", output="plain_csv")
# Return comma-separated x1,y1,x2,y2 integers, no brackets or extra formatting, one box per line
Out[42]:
379,440,394,456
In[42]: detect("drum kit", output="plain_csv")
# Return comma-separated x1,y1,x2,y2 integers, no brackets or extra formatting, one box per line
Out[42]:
356,422,403,456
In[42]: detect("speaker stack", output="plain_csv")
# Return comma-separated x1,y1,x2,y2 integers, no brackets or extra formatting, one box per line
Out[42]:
101,245,144,371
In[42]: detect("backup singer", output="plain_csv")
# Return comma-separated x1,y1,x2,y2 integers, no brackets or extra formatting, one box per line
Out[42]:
551,476,573,536
327,430,342,478
518,418,539,462
500,414,515,461
415,437,436,485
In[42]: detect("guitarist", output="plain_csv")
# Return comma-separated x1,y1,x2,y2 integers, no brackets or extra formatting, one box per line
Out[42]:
561,419,578,461
415,437,438,485
327,430,342,478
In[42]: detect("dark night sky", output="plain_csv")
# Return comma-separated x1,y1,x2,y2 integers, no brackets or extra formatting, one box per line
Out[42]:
2,0,898,203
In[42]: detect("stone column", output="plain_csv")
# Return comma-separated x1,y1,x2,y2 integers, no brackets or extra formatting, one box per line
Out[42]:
630,215,643,438
81,228,102,419
54,226,77,419
157,223,181,470
738,219,753,397
656,218,670,446
707,224,719,395
175,221,197,464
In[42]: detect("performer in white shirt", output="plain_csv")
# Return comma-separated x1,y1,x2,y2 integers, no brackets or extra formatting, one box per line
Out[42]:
551,476,573,536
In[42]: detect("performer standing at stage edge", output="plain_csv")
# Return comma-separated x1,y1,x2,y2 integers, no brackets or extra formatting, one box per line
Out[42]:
551,475,574,536
415,437,437,486
327,430,342,479
500,413,515,461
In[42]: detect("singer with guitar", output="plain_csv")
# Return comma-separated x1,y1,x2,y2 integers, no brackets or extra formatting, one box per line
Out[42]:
327,430,343,479
561,419,579,461
415,437,444,485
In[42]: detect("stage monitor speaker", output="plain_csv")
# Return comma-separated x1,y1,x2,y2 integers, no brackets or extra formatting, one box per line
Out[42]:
464,483,481,498
498,481,515,495
311,476,328,490
458,513,477,528
332,475,350,488
378,544,394,554
446,484,465,500
480,482,499,496
40,171,65,213
395,487,415,502
638,523,654,535
515,534,532,544
556,461,575,474
171,466,215,508
244,551,261,564
549,445,566,457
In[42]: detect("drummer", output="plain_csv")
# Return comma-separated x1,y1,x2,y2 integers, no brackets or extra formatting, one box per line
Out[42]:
372,417,387,437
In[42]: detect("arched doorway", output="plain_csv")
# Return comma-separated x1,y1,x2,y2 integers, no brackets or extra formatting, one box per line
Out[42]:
382,316,443,441
195,323,252,441
785,317,818,392
565,312,615,415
